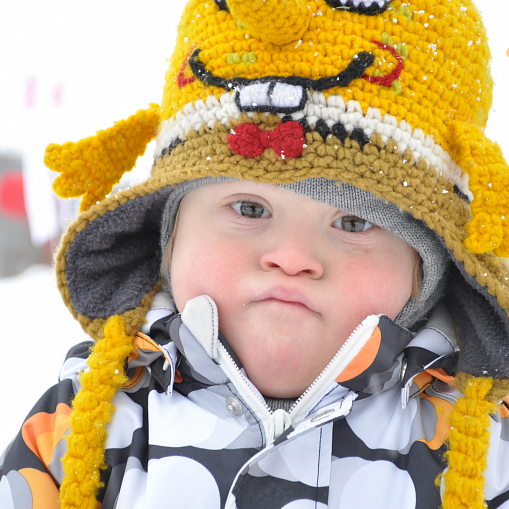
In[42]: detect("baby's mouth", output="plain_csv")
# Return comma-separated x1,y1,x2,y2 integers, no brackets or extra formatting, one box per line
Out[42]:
261,298,313,311
255,286,319,314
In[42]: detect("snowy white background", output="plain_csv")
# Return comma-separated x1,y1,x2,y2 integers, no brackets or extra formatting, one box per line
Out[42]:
1,0,509,453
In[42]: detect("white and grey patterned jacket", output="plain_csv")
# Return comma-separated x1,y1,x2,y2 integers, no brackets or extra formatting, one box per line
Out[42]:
2,294,509,509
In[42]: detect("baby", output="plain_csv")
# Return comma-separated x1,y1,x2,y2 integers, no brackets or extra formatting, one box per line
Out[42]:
2,0,509,508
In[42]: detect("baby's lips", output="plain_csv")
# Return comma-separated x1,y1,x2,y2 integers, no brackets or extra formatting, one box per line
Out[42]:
254,285,318,314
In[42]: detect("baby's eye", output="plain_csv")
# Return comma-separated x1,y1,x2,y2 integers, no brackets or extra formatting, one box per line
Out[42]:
333,215,373,232
231,200,271,219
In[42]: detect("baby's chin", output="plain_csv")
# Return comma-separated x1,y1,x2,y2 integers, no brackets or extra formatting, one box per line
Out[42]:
244,356,314,398
222,322,344,399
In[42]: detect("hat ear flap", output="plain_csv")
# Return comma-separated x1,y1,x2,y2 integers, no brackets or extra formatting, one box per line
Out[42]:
449,120,509,257
45,104,160,213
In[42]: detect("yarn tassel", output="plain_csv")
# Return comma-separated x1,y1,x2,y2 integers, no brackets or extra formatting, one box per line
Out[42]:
60,316,133,509
440,376,497,509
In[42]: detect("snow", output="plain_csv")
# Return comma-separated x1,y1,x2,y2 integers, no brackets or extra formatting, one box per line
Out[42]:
0,264,89,453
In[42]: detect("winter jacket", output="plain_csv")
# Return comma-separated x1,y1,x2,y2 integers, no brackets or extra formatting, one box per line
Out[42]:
2,294,509,509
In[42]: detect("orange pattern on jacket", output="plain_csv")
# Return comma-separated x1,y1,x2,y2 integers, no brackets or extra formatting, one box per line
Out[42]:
22,403,72,469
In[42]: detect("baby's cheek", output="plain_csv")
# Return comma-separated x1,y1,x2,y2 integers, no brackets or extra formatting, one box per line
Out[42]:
172,239,246,312
367,255,414,317
339,255,413,320
170,244,213,311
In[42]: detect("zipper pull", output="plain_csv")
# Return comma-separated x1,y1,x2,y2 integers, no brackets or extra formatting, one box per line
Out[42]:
267,409,292,445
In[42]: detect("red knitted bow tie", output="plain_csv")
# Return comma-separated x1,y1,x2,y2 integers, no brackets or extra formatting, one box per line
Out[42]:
228,121,306,159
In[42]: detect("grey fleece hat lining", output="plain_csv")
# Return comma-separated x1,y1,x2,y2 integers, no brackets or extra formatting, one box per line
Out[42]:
66,188,171,319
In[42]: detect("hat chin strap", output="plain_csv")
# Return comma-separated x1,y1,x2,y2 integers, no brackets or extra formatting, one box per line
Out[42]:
395,260,449,330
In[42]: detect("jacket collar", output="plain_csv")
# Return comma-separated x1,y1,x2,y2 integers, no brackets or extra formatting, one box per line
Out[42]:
131,294,459,415
338,302,458,399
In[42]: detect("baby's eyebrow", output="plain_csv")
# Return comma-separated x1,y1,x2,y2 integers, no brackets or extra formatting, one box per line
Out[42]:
334,212,366,219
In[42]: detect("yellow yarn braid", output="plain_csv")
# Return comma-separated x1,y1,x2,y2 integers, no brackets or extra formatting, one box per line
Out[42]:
45,104,160,213
441,377,498,509
60,316,133,509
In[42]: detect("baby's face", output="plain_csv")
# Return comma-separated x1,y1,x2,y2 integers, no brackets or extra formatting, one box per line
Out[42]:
170,181,416,398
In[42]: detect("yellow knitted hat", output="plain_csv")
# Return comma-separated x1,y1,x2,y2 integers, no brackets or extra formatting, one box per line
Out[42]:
45,1,509,508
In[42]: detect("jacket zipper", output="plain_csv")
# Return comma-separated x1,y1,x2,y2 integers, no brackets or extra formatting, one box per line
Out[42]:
216,341,273,425
215,314,380,442
288,314,380,424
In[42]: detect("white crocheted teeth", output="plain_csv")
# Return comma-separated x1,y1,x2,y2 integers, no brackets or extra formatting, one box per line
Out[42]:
237,82,305,112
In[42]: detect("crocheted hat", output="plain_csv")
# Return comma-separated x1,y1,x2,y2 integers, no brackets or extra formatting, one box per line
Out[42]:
45,1,509,508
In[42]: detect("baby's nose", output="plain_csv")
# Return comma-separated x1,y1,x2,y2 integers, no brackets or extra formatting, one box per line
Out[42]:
259,236,324,278
227,0,311,46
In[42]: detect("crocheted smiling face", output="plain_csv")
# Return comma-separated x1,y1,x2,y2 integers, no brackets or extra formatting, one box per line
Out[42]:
161,0,488,127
